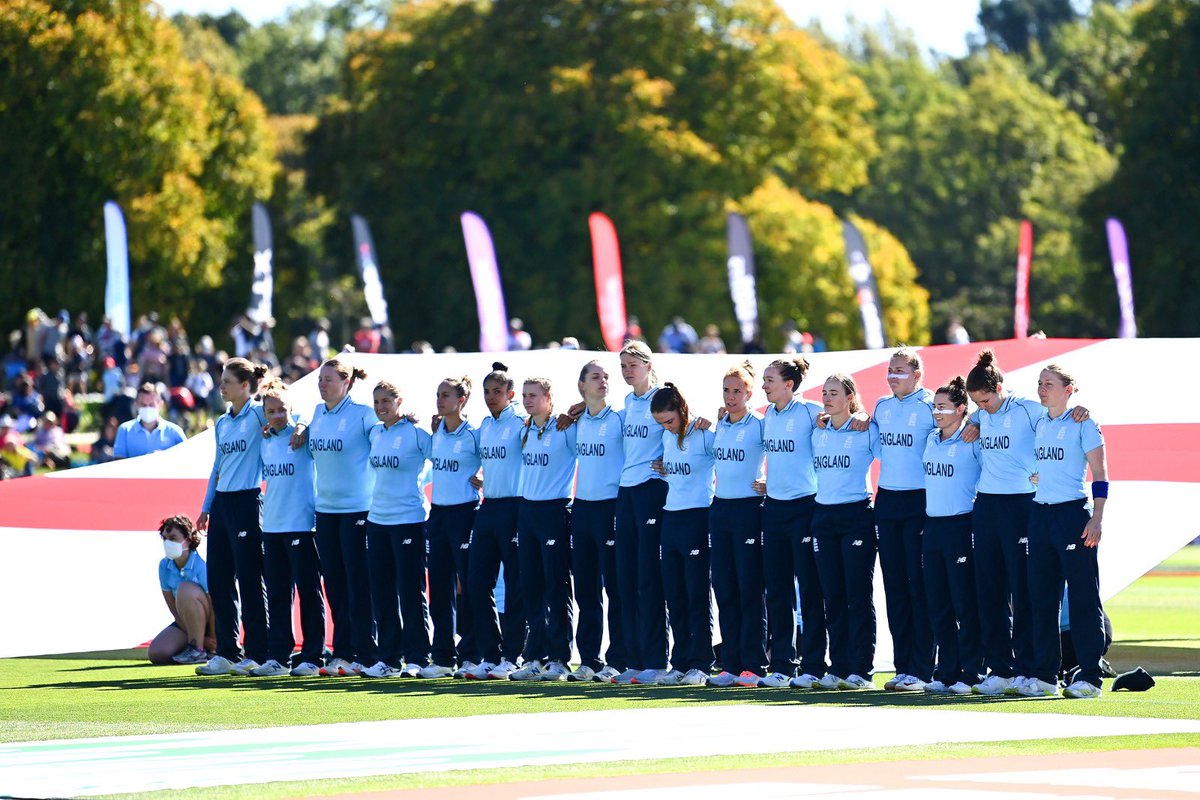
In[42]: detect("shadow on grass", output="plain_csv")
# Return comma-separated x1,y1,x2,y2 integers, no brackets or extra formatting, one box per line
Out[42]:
1108,642,1200,677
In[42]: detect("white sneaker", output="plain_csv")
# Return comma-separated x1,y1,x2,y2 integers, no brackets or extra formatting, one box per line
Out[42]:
894,674,925,692
949,681,974,695
290,662,320,677
631,668,664,685
839,674,874,690
757,671,791,688
735,670,763,687
655,669,685,686
399,663,423,678
707,671,737,687
452,660,478,679
924,680,951,694
884,672,908,690
418,663,454,679
509,660,545,681
1064,680,1102,699
340,661,366,677
1005,675,1031,696
487,660,518,680
464,662,495,680
614,667,641,685
971,675,1012,696
1019,677,1060,697
361,661,401,678
320,658,353,677
817,673,843,690
196,655,235,676
250,659,290,677
541,661,570,681
682,669,709,685
568,665,596,682
594,665,621,683
230,658,261,676
789,673,820,689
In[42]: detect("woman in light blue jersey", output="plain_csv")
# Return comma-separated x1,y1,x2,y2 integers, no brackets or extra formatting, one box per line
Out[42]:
363,380,432,679
707,361,767,688
758,357,828,689
509,377,578,681
1021,365,1108,700
645,383,716,686
256,378,325,677
463,362,527,681
811,373,880,691
308,357,378,677
422,376,482,679
874,348,936,692
195,358,271,677
921,376,983,695
569,360,627,683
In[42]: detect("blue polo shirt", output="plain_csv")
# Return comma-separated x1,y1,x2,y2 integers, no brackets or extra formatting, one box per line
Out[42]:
159,550,208,595
762,398,822,500
811,418,880,505
620,387,664,488
115,417,186,459
923,425,982,517
713,411,764,500
368,418,432,525
203,400,270,513
431,420,482,506
520,418,578,501
308,396,378,514
261,422,317,534
874,389,936,491
661,423,716,511
575,405,625,502
479,404,526,500
971,394,1046,495
1033,410,1105,506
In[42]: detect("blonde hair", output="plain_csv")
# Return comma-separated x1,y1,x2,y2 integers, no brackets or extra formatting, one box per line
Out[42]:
724,360,756,389
619,340,658,385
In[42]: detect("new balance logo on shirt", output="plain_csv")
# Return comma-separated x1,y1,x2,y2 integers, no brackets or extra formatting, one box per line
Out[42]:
291,539,300,546
355,519,366,526
546,539,556,546
956,556,968,564
1066,543,1077,551
237,531,247,538
402,539,413,545
744,538,756,545
460,543,470,550
646,518,657,525
605,539,616,546
689,549,700,556
851,539,864,546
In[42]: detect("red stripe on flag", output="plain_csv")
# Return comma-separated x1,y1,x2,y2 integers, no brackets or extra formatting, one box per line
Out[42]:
0,477,208,531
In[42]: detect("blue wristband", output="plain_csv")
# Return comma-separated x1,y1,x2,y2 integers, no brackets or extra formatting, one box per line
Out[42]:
1092,480,1109,499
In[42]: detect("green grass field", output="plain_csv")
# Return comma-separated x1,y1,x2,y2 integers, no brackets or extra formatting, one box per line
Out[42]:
3,546,1198,799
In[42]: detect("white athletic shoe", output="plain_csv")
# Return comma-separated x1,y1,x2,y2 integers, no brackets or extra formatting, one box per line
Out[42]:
509,660,545,681
971,675,1012,696
924,680,951,694
568,665,596,682
1018,677,1060,697
949,681,974,695
230,658,261,676
340,661,366,677
487,660,518,680
399,663,423,678
838,674,875,691
1005,675,1031,696
817,673,843,690
541,661,570,681
894,674,926,692
735,670,763,687
361,661,401,679
631,668,666,685
884,672,909,690
682,669,709,686
1064,680,1102,699
614,667,641,685
789,673,820,689
452,660,479,679
464,662,495,680
250,659,290,677
290,662,321,677
320,658,353,677
707,671,737,688
757,672,792,688
418,663,454,679
196,655,235,676
594,665,621,683
655,669,685,686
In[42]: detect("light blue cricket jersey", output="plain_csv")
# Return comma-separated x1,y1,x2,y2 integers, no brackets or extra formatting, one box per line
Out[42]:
762,398,822,500
368,419,431,526
922,425,982,517
811,418,881,505
620,387,665,488
159,550,208,595
431,420,481,506
202,400,269,513
520,418,578,501
660,423,716,511
1033,410,1105,506
479,404,526,500
971,394,1045,495
308,396,377,514
261,422,317,533
875,388,936,491
713,411,764,500
575,405,625,502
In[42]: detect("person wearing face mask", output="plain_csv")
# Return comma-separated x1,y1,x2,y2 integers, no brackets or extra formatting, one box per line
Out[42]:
113,383,186,459
148,515,215,665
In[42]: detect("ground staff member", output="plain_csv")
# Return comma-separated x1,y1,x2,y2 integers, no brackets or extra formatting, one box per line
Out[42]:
463,363,527,681
707,362,767,688
308,357,378,677
921,377,983,695
256,378,325,678
196,358,271,677
642,383,716,686
363,381,432,679
422,377,482,679
810,373,880,691
874,349,935,692
510,377,578,681
148,515,214,666
758,358,828,689
569,360,627,683
1020,365,1108,700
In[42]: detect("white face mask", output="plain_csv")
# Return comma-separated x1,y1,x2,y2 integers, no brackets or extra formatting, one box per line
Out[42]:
163,539,185,560
138,406,160,425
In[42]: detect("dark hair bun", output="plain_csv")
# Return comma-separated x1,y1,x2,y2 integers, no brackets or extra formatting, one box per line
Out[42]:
492,361,508,372
975,349,996,368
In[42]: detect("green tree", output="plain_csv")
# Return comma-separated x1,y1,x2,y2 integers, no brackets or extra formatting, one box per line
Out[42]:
976,0,1079,55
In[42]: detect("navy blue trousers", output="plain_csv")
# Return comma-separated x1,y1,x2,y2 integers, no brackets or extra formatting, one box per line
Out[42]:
661,507,715,673
262,531,325,665
366,521,431,667
518,498,574,664
812,500,877,679
709,497,767,675
761,495,827,676
616,479,669,670
572,498,625,671
208,489,268,663
875,488,933,680
1028,500,1105,687
467,497,525,665
922,513,983,686
426,501,477,667
972,492,1034,678
315,510,376,665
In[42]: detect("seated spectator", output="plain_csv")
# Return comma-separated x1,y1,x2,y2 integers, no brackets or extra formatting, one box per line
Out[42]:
114,383,186,459
91,416,120,465
9,374,43,431
352,317,381,354
0,414,36,478
148,515,215,665
507,317,532,351
698,324,726,354
32,411,71,470
657,316,699,353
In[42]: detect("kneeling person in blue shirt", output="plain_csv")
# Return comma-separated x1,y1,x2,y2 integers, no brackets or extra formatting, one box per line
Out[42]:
148,515,214,665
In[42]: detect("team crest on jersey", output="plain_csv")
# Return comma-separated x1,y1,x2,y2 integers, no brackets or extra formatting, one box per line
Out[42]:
453,441,463,453
598,423,607,437
391,435,403,449
542,435,552,448
816,432,828,447
948,445,958,457
1057,428,1067,440
337,419,348,432
502,427,513,440
843,437,853,449
736,430,746,442
238,420,248,434
1003,417,1012,429
785,419,795,433
879,408,891,423
908,412,918,427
